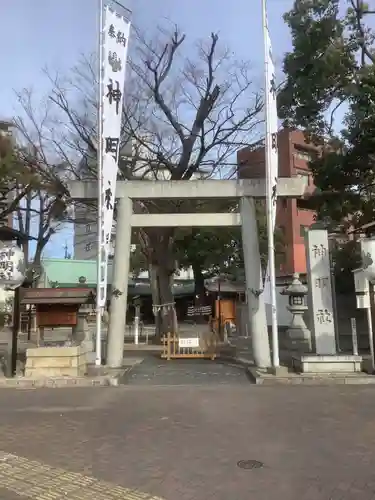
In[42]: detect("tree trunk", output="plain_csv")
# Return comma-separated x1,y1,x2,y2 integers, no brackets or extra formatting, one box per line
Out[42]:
24,191,32,264
192,262,207,324
141,226,177,341
152,233,176,339
192,262,206,305
33,241,45,268
149,263,161,340
149,266,175,342
15,190,31,264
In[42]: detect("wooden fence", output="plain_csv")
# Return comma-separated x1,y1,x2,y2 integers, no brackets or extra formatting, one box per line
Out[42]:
161,332,218,360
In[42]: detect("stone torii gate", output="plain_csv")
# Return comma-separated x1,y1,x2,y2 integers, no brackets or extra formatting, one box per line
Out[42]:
68,177,306,368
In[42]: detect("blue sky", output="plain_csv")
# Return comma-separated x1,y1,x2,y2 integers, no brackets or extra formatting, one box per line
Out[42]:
1,0,294,259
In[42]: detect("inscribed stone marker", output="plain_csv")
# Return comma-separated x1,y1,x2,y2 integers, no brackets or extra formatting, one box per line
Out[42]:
305,228,336,355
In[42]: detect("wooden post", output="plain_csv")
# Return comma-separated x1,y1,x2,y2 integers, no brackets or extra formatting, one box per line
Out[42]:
10,287,20,377
167,332,171,361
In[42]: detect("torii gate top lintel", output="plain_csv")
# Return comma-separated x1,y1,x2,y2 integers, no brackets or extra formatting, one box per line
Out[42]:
68,178,307,201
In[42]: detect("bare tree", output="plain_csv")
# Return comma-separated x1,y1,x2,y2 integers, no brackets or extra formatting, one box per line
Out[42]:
123,28,263,332
14,188,68,265
0,131,39,225
21,27,263,334
8,89,73,266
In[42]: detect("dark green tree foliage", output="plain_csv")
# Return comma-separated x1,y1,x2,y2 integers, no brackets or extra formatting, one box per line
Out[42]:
174,200,283,300
279,0,375,228
175,226,242,297
331,239,362,292
279,0,354,137
279,0,375,289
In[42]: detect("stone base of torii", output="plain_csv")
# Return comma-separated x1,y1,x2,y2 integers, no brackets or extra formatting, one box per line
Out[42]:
68,178,306,369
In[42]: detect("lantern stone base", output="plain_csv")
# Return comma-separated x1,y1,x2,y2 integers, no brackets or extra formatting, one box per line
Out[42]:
292,354,363,374
25,346,88,378
284,327,312,353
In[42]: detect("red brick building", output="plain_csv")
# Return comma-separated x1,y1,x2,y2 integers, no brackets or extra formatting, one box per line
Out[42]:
237,128,317,276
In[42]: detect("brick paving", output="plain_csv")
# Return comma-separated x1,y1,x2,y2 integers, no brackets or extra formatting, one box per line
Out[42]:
0,452,162,499
1,385,375,499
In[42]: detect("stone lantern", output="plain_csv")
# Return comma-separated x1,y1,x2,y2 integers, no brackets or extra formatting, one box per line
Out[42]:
71,275,95,359
281,273,312,352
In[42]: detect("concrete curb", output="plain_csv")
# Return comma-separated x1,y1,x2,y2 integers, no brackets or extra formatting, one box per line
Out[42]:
220,354,375,385
0,367,132,389
247,366,375,385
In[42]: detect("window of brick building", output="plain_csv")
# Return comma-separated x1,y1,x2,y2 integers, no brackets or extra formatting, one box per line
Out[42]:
275,252,286,271
294,145,317,163
295,150,312,162
300,224,309,237
295,169,310,185
297,199,312,211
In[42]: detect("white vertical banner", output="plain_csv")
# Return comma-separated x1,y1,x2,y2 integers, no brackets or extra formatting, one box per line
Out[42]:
97,6,131,308
262,4,279,304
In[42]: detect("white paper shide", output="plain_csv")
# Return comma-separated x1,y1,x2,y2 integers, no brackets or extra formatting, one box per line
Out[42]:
98,7,130,307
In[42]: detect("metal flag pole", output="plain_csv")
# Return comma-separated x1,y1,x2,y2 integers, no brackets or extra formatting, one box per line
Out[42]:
95,0,104,366
262,0,279,367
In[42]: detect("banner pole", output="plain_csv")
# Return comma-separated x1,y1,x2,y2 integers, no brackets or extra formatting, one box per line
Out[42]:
95,0,104,366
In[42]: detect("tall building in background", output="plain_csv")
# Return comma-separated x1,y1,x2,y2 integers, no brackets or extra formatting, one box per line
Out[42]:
238,128,317,276
0,120,15,231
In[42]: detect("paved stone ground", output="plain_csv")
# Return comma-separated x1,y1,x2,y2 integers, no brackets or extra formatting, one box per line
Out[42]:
124,355,251,385
0,452,162,499
1,385,375,499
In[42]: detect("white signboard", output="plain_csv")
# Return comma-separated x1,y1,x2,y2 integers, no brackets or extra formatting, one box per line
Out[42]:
0,245,25,289
97,7,131,307
353,268,370,309
305,229,336,355
179,337,200,349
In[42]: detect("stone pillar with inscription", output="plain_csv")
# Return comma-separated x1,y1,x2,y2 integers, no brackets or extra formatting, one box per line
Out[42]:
305,227,336,355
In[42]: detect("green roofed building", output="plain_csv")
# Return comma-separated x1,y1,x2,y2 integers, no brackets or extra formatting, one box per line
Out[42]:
39,258,195,323
39,258,195,297
40,258,99,288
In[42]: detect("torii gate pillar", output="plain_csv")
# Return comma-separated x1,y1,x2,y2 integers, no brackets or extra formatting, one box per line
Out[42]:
240,196,270,367
106,197,132,368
